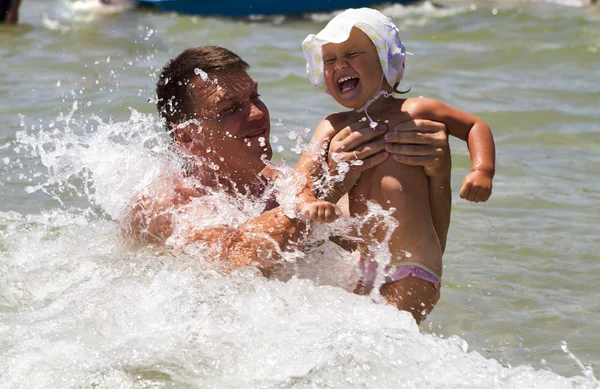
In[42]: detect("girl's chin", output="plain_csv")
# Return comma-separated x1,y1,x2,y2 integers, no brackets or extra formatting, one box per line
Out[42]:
333,96,367,110
345,103,362,110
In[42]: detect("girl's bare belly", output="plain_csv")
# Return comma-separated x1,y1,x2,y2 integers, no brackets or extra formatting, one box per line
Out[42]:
349,156,443,276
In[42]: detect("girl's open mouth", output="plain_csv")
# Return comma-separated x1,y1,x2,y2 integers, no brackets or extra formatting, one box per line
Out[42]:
337,76,360,93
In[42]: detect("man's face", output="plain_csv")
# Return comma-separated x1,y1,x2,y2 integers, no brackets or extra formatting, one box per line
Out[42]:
184,69,272,180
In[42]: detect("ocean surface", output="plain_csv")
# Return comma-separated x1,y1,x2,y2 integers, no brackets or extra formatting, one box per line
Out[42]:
1,0,599,387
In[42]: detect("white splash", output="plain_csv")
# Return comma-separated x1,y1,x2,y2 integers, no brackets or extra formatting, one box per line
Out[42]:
0,206,595,388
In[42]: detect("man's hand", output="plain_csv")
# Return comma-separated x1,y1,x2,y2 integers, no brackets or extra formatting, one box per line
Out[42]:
460,170,492,203
325,121,389,203
384,119,451,178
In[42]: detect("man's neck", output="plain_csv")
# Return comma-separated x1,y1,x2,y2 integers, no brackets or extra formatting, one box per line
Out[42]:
216,173,267,198
185,158,266,198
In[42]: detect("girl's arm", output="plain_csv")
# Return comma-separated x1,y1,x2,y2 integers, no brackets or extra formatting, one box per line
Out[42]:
295,118,341,222
296,119,335,198
409,98,496,203
295,115,390,221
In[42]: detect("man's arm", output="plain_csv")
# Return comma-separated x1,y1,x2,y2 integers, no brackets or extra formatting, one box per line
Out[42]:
122,188,308,276
186,207,308,276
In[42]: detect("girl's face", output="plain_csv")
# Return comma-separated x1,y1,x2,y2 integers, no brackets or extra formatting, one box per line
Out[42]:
321,27,386,110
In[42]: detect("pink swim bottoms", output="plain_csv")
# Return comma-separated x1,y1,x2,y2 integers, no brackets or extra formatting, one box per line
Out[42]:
385,264,441,289
358,260,442,296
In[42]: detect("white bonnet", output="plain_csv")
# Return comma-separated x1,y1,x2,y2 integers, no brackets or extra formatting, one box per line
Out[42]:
301,8,406,94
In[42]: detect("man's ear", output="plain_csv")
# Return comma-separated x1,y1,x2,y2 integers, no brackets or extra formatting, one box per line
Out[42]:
172,123,195,144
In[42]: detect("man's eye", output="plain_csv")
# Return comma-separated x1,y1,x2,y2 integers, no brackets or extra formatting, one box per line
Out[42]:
221,104,239,114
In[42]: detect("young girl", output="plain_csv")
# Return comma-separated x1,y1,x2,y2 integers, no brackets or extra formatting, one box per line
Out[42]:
297,8,496,322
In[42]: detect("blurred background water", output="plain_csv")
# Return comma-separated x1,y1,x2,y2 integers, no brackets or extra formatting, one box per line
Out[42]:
0,0,599,387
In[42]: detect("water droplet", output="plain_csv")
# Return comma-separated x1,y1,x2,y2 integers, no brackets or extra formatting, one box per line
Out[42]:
194,68,209,81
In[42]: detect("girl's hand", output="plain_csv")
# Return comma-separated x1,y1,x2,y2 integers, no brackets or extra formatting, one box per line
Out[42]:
460,171,493,203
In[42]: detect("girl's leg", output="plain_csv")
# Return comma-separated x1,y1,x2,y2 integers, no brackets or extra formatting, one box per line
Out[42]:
379,276,440,324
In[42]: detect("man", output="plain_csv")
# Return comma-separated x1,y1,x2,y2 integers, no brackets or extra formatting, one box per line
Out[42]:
123,46,452,321
1,0,21,24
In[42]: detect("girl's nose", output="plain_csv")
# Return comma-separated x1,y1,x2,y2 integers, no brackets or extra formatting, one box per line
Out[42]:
334,58,348,71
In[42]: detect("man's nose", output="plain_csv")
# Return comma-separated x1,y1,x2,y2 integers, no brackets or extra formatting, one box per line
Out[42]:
248,102,265,121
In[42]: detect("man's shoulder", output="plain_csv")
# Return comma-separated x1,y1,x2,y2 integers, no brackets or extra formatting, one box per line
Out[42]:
136,173,182,201
132,172,208,212
122,173,221,245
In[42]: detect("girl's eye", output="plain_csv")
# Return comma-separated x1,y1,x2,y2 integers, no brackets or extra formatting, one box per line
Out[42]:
347,52,359,57
323,58,335,65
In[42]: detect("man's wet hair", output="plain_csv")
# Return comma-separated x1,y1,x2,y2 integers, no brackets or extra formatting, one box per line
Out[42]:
156,46,249,134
